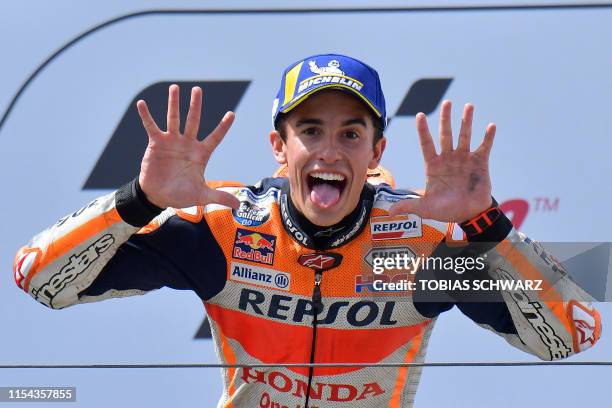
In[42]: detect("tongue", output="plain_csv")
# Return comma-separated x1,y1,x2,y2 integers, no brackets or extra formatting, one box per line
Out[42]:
311,183,341,208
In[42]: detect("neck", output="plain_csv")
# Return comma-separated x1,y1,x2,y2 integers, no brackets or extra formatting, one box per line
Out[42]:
280,181,374,249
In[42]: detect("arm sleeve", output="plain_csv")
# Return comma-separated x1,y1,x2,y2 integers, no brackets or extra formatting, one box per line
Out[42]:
13,179,227,309
455,209,602,360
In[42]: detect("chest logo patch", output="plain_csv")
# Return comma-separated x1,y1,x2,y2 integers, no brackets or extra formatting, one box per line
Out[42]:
370,215,422,240
232,201,270,227
232,228,276,265
298,252,343,271
230,262,290,290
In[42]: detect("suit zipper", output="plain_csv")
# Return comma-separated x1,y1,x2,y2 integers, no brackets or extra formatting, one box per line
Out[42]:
304,270,323,408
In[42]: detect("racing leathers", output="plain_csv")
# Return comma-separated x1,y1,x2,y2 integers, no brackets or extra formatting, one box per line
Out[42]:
14,177,601,408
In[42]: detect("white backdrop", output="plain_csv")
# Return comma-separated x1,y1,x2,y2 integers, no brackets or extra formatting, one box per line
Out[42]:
1,1,611,407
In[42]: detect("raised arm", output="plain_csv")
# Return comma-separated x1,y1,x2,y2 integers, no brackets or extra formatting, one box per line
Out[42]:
399,101,601,359
14,85,237,309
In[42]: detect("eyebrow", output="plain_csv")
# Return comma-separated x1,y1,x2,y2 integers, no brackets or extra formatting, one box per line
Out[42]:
342,118,367,127
295,118,368,127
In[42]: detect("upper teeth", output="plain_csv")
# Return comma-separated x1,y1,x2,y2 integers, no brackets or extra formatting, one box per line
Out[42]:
311,172,345,181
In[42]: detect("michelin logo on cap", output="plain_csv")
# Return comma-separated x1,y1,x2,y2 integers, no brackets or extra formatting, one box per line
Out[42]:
272,53,387,129
309,59,343,75
297,60,364,94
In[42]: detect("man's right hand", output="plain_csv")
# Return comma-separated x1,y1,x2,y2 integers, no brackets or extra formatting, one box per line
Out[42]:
136,84,240,210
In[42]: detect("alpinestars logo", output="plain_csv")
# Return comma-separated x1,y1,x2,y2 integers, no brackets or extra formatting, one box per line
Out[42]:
32,234,115,307
298,253,342,271
497,268,571,359
569,300,600,352
13,248,41,290
330,204,368,247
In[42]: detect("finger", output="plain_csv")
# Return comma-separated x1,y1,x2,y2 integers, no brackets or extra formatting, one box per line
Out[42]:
184,86,202,139
439,100,453,152
388,198,424,217
457,103,474,151
200,111,235,161
199,187,240,209
136,100,161,138
416,113,437,161
167,84,180,135
475,123,496,161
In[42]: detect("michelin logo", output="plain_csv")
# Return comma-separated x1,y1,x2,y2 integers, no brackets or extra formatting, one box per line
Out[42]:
298,76,363,94
231,262,290,291
297,60,363,94
309,60,344,75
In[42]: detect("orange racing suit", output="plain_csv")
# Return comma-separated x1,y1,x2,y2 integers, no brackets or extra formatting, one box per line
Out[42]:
14,177,601,408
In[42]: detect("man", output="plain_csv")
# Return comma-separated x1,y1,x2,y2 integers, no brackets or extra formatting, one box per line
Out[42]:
14,54,601,407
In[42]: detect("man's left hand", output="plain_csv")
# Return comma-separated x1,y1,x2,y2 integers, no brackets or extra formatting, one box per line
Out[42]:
389,100,495,222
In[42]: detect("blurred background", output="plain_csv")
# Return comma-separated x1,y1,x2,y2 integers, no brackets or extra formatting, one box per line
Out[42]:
1,1,611,406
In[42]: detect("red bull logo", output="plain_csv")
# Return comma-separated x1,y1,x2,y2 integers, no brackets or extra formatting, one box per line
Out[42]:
233,229,277,265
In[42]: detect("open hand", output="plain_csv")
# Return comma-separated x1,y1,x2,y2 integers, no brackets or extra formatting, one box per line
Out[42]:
136,84,240,210
389,101,495,222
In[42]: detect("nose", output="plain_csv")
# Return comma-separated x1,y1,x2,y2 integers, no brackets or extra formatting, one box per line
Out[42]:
317,134,342,163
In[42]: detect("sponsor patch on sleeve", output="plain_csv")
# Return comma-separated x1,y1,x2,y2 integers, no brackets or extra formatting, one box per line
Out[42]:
568,301,601,352
13,247,41,290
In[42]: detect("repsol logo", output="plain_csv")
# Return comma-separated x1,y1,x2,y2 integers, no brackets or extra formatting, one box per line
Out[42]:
372,221,416,232
280,195,309,246
371,215,422,240
238,288,398,326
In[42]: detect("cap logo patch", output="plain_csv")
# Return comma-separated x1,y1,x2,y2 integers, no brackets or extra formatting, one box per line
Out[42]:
308,59,344,75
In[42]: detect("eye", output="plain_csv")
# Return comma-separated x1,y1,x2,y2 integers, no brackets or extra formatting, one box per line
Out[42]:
302,127,320,136
344,130,359,140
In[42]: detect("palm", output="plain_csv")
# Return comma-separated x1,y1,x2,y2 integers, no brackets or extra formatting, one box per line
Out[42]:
136,85,239,209
391,101,495,222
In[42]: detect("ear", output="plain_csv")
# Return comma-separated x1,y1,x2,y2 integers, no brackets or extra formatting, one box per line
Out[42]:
270,130,287,164
368,136,387,169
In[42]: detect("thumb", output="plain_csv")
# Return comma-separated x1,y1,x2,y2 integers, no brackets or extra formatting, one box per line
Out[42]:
199,187,240,209
389,198,423,217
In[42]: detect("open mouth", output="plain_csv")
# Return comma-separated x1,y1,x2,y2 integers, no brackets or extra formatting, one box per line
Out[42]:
307,172,347,209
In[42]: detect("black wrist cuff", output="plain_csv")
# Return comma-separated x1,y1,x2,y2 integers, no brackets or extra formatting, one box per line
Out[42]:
459,198,513,243
115,178,164,227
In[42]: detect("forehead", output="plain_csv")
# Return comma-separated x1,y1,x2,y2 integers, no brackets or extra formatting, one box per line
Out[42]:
286,89,373,123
